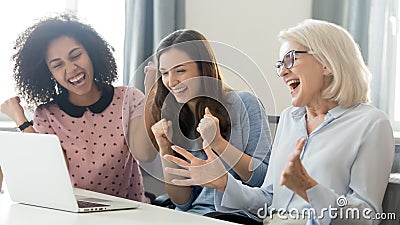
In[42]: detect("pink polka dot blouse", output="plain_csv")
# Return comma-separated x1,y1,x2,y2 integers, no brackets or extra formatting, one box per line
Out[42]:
33,85,146,202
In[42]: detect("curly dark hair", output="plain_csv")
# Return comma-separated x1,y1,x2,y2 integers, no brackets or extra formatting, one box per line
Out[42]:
12,12,117,108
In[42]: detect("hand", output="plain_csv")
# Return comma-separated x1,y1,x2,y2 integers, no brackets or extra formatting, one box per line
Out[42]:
144,61,157,96
151,118,172,155
0,96,27,124
196,107,223,149
163,141,228,192
280,137,317,202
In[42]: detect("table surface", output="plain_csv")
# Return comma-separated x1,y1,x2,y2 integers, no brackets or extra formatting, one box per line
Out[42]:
2,180,400,225
0,188,236,225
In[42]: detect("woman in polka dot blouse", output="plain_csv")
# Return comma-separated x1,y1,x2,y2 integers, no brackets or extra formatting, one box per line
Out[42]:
144,29,272,218
0,13,155,202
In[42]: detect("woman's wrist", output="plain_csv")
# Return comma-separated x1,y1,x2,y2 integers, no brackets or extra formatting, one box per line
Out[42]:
17,120,33,132
13,113,28,127
214,173,228,192
210,137,228,155
298,179,318,202
159,145,173,156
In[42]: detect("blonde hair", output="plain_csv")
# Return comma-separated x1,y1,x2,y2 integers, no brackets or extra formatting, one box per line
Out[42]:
279,19,371,107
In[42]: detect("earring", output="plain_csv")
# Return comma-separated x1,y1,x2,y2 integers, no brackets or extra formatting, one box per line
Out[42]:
51,77,61,95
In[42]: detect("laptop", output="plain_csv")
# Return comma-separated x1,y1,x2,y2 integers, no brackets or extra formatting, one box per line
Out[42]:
0,131,140,212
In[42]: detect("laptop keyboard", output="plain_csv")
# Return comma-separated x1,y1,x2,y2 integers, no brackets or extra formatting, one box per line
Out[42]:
77,200,110,208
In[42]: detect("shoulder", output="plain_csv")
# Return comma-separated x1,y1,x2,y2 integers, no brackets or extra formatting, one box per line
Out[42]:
356,103,387,115
114,86,145,100
35,101,58,114
278,106,302,121
349,104,394,144
224,91,269,119
225,91,259,106
350,103,390,123
34,101,60,120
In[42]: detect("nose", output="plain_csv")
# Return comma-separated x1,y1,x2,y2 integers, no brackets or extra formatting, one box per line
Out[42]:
279,66,290,77
65,61,78,75
168,71,179,87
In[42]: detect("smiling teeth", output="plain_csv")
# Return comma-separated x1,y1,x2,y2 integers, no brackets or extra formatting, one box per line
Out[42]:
287,79,300,86
172,87,187,93
69,73,84,83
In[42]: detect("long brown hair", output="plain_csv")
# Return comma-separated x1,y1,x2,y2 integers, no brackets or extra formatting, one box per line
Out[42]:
145,29,232,151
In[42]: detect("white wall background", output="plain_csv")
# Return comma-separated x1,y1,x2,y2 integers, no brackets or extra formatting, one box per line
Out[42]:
185,0,313,115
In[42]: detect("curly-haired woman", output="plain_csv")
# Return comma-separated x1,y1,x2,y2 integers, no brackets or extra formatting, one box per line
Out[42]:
0,13,155,202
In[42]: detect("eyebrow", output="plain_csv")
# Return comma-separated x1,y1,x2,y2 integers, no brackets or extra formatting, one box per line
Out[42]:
48,47,82,64
159,63,185,72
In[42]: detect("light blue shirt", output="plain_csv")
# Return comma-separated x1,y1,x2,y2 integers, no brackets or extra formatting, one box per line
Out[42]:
174,91,272,215
215,103,394,225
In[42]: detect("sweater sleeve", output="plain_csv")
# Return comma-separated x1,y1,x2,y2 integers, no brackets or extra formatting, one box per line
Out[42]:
237,92,272,187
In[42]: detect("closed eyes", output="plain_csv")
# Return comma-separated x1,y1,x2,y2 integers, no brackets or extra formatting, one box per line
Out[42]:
50,52,83,69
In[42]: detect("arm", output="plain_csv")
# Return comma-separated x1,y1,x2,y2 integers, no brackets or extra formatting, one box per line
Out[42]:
215,99,282,216
125,87,157,162
238,93,272,186
280,117,394,225
151,119,193,206
128,115,157,162
198,107,255,181
165,105,277,216
197,92,271,185
216,172,273,217
280,137,317,201
162,155,195,207
211,136,254,180
164,143,274,216
306,118,394,225
143,60,199,207
0,96,36,133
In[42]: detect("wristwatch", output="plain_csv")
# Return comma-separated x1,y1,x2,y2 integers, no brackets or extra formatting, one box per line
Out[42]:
18,120,33,131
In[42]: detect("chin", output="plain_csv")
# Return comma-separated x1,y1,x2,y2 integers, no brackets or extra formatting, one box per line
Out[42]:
172,92,190,104
176,98,189,104
68,86,92,96
291,99,302,107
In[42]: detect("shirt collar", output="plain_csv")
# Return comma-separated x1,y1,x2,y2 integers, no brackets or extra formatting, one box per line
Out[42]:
327,102,360,119
55,84,114,118
291,102,361,122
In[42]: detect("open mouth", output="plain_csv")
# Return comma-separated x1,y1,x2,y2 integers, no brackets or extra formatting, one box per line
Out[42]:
68,73,86,86
287,79,300,90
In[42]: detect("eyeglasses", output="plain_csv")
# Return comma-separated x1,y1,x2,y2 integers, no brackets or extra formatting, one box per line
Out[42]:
275,50,314,77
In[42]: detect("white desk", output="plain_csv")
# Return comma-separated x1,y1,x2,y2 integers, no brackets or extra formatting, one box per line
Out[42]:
0,190,236,225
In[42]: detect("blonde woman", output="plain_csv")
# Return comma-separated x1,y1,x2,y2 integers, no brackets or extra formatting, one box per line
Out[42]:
165,20,394,225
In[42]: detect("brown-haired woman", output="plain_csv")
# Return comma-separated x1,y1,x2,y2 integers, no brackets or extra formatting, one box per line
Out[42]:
145,29,272,217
